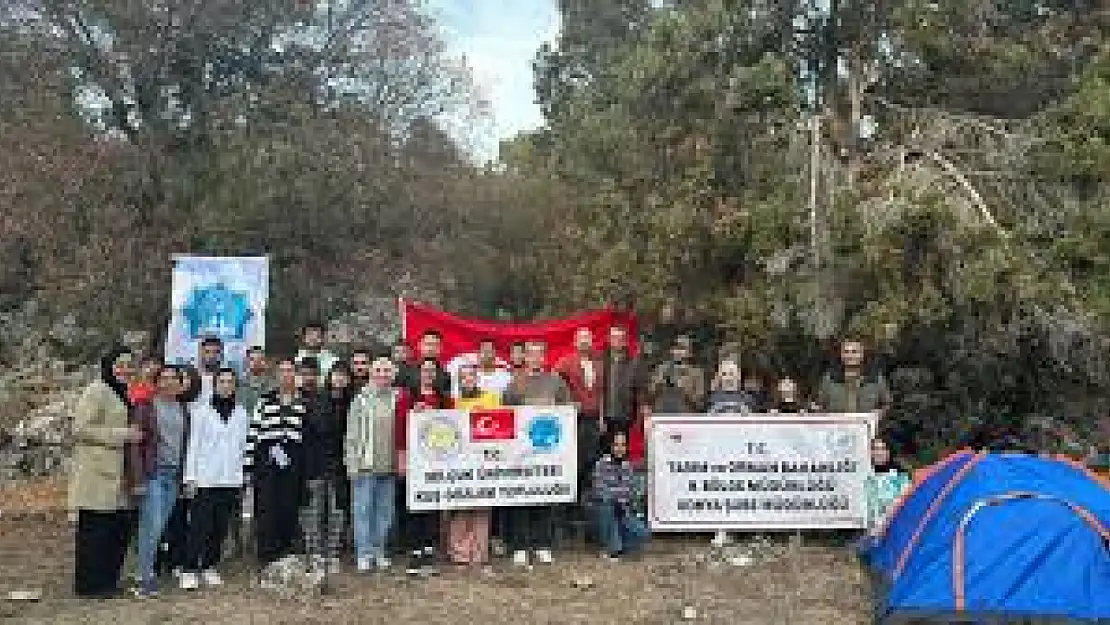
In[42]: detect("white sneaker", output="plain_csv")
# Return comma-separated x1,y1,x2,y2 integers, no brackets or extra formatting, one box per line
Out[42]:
327,558,342,575
356,556,373,572
511,550,529,567
201,569,223,587
374,557,391,571
600,552,620,562
179,571,200,591
711,531,731,547
534,549,553,565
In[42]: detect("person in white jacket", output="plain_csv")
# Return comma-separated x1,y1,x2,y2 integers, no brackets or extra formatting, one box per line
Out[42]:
180,367,250,590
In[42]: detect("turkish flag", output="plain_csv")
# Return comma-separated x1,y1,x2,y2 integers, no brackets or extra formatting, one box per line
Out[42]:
400,300,638,368
469,408,516,442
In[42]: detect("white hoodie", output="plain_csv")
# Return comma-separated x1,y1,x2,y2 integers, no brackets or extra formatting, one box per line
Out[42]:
184,400,250,488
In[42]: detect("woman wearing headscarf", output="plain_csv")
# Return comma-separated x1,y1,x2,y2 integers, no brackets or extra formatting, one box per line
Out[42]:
70,347,142,598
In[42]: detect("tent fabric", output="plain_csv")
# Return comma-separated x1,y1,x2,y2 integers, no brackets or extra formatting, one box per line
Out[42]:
861,452,1110,622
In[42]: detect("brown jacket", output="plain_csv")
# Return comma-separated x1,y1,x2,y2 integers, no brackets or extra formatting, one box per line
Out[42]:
69,381,133,511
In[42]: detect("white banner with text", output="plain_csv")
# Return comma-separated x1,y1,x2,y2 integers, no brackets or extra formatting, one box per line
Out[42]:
648,414,871,531
406,405,578,511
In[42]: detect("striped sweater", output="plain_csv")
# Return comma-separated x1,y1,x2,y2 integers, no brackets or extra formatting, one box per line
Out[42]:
244,390,307,477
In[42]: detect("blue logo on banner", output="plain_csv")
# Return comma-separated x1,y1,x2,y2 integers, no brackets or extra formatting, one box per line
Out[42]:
527,414,562,452
182,282,253,340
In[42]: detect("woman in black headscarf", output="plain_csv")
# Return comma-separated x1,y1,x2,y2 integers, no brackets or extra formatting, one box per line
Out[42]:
70,347,141,598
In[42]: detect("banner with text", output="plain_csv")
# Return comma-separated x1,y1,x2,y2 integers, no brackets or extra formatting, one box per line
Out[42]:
165,255,269,373
648,414,871,531
406,405,578,511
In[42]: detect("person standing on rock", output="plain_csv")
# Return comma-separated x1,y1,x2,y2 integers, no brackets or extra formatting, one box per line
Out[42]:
245,357,309,586
131,363,190,597
502,339,572,568
70,346,143,599
180,367,249,591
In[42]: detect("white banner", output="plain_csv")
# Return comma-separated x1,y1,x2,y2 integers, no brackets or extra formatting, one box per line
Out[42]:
406,405,578,511
648,414,872,531
165,255,269,372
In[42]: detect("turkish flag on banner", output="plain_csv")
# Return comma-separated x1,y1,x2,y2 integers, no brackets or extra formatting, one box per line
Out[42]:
400,300,639,369
469,408,516,442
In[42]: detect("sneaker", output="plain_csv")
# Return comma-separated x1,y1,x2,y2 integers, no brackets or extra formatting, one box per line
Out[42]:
374,556,391,571
534,549,553,565
420,546,438,575
132,579,159,598
511,550,529,567
356,556,373,572
406,550,423,575
201,569,223,587
327,558,342,576
601,552,621,562
711,531,731,547
490,537,506,557
179,571,200,591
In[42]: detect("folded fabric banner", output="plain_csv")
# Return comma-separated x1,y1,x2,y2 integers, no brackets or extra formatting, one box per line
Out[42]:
399,300,639,372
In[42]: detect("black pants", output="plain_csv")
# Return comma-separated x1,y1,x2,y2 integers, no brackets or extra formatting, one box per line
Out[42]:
157,497,189,575
578,417,602,500
255,467,302,566
186,488,238,572
394,478,438,554
74,509,135,597
505,506,554,552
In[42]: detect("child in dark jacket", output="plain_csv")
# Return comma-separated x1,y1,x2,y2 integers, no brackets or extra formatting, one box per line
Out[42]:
592,431,649,560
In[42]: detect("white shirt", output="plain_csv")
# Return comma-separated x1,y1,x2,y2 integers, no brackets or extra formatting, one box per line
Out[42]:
184,402,250,488
582,359,596,389
477,368,513,396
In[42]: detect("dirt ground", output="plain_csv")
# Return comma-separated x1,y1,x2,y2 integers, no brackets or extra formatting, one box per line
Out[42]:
0,481,872,625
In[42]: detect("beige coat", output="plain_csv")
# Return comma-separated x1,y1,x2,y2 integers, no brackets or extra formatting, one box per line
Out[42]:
68,381,132,511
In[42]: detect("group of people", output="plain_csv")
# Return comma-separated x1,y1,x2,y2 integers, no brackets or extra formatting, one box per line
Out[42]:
68,317,908,600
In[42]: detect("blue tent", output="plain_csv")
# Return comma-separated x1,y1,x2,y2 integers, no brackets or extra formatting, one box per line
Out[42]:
860,451,1110,623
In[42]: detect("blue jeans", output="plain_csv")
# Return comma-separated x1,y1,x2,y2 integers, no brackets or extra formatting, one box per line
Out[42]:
595,500,649,555
351,474,396,561
137,465,180,583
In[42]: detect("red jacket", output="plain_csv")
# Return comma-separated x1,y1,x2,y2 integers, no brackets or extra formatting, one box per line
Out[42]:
553,352,604,416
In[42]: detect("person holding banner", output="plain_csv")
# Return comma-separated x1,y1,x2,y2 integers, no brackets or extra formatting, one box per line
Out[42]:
345,354,410,572
592,431,649,561
445,363,498,566
502,339,572,567
403,358,453,575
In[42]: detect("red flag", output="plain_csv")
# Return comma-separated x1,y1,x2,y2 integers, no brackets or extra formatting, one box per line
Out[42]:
469,408,516,441
400,300,638,368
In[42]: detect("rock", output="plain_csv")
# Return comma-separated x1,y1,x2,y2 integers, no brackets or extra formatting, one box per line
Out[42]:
572,576,594,590
6,589,41,602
